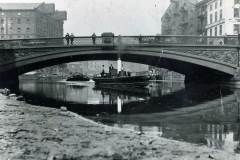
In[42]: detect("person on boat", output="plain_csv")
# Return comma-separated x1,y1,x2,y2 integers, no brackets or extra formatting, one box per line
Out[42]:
92,33,96,45
109,64,114,77
109,64,114,71
101,69,105,77
101,65,105,77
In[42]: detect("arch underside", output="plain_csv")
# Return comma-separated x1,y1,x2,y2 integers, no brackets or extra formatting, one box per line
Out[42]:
0,48,236,83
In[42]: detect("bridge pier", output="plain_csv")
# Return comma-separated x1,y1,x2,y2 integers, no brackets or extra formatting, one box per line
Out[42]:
0,70,19,91
184,75,218,84
185,72,232,84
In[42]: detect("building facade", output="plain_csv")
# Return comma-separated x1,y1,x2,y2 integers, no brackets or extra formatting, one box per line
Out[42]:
205,0,224,36
162,0,240,37
204,0,240,36
196,0,208,35
161,0,198,35
0,3,67,39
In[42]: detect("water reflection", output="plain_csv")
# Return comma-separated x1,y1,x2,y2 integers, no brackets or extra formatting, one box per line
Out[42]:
19,80,240,153
117,96,122,114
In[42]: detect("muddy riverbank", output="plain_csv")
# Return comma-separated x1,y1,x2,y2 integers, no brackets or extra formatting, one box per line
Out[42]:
0,93,239,160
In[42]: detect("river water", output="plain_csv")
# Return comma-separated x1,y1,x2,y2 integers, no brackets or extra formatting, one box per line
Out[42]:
19,79,240,153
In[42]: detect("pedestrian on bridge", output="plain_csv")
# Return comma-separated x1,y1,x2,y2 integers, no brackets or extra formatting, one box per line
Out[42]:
70,33,75,45
139,34,142,44
65,33,70,45
117,35,122,44
92,33,96,45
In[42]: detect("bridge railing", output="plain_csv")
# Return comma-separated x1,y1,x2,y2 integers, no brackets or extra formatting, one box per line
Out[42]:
0,35,239,49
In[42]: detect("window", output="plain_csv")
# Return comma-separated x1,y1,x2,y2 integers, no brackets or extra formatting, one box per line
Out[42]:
26,18,30,22
210,28,213,36
219,25,223,35
17,35,22,39
1,35,4,39
0,19,4,24
220,0,222,6
215,27,218,36
215,11,218,22
235,0,240,4
220,9,223,19
215,1,218,9
234,24,240,34
210,4,213,11
9,27,13,30
1,27,4,33
210,14,213,24
234,8,240,17
26,27,30,32
17,18,21,24
17,27,21,33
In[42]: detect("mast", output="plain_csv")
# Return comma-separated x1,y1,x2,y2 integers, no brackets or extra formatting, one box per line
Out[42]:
117,58,122,73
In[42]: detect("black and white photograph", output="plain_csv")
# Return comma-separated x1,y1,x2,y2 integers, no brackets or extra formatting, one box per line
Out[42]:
0,0,240,159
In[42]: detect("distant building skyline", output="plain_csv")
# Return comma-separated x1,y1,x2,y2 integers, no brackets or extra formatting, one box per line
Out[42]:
0,0,170,36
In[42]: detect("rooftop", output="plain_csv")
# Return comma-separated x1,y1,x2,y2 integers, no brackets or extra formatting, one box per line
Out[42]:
196,0,211,6
0,3,41,10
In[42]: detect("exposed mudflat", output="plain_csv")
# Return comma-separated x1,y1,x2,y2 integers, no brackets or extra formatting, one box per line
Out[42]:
0,94,239,160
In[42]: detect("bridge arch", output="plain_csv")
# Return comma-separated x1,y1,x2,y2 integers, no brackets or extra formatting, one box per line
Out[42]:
0,46,236,89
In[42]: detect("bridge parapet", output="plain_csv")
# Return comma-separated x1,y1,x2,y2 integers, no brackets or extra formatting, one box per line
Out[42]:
0,35,240,76
0,35,239,49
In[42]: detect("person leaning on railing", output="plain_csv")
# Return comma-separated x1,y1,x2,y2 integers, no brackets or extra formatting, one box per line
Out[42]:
70,33,74,45
92,33,96,45
139,34,142,44
65,33,70,45
117,35,122,44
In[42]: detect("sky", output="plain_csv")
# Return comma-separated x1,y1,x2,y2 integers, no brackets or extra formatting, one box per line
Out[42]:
0,0,170,36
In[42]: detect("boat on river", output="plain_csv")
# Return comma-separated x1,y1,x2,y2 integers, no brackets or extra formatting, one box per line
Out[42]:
66,74,90,81
93,65,151,89
93,75,150,87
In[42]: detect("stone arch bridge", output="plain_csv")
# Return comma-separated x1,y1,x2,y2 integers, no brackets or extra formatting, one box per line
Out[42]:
0,35,240,89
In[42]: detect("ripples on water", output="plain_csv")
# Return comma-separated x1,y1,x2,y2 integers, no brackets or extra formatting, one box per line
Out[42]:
19,79,240,153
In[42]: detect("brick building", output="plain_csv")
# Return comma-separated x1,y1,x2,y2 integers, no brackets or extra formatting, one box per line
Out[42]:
0,3,67,39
